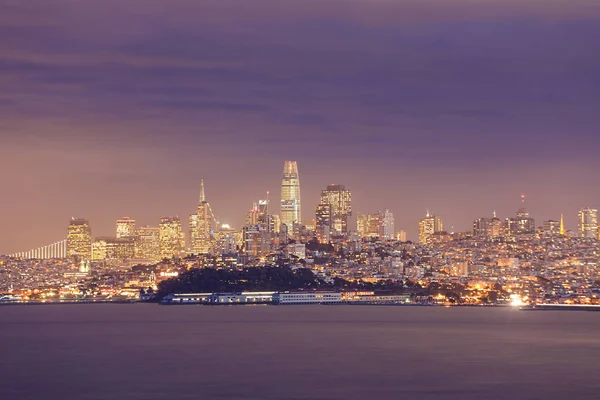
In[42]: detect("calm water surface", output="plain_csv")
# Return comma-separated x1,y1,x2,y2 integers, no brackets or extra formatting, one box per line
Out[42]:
1,304,599,400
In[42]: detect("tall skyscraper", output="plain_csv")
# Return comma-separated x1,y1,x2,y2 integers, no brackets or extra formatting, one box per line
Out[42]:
159,216,185,259
189,180,215,254
116,217,136,238
578,208,598,238
319,184,352,236
473,217,490,238
134,226,161,262
67,217,92,262
381,209,395,240
418,212,443,244
280,161,301,231
214,224,240,256
315,203,333,243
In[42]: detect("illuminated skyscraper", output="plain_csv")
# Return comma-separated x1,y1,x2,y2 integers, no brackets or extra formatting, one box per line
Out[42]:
488,211,502,237
357,209,394,240
116,217,136,238
134,226,161,262
159,216,185,259
280,161,301,231
315,203,333,243
320,184,352,236
418,212,443,244
578,208,598,238
214,224,240,255
189,180,215,254
67,217,92,262
505,208,535,236
91,237,134,262
381,209,394,240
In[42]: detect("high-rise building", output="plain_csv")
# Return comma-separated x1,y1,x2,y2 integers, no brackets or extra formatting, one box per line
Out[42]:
116,217,136,239
91,237,134,262
418,212,443,244
243,224,271,259
505,208,535,236
578,208,598,238
134,226,160,262
474,212,502,239
395,230,407,242
315,203,333,243
488,212,502,237
159,216,185,259
189,180,215,254
357,209,394,240
214,224,240,255
67,217,92,262
473,218,490,238
280,161,301,231
320,184,352,236
542,220,561,236
381,209,395,240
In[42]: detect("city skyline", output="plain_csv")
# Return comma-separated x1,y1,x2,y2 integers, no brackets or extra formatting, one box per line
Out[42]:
4,164,600,256
2,0,600,253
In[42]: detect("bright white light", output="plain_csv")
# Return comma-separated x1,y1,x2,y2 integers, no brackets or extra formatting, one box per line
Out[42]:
510,294,524,307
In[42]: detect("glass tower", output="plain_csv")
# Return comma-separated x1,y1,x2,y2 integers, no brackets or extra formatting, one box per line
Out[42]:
280,161,301,230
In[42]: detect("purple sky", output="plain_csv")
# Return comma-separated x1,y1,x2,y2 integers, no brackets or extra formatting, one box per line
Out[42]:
1,0,600,253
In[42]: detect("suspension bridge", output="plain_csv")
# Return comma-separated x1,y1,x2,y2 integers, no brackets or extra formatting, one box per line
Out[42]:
6,240,67,260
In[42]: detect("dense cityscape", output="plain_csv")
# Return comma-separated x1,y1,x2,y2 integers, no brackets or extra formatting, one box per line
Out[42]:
1,160,599,306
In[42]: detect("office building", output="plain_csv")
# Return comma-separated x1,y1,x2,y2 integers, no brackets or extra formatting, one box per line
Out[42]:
315,203,332,243
91,237,134,262
418,212,443,244
473,217,490,238
280,161,301,231
542,220,561,236
67,217,92,262
159,216,185,259
116,217,136,239
578,208,598,238
505,208,535,236
357,209,394,240
395,230,407,242
134,226,161,262
320,184,352,236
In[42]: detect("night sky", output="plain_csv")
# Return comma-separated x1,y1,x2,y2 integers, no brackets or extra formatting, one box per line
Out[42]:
1,0,600,253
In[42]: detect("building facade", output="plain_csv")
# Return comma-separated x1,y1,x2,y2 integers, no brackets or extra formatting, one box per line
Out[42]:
159,216,185,259
319,184,352,236
116,217,136,239
134,226,161,262
67,217,92,262
578,208,598,238
189,180,215,254
280,161,301,231
418,212,443,244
